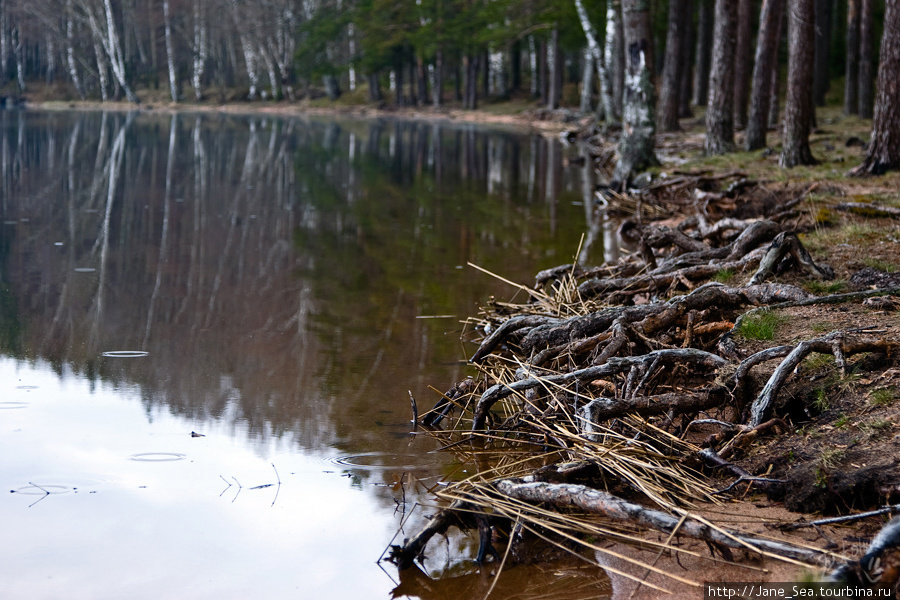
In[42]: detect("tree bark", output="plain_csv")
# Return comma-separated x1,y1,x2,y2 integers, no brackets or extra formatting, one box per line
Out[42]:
858,0,874,118
849,0,900,176
678,0,695,118
812,0,833,107
163,0,178,102
658,0,687,131
844,0,861,115
704,0,738,154
780,0,817,167
732,0,754,130
612,0,656,186
547,28,562,110
746,0,785,150
693,0,714,106
605,0,625,120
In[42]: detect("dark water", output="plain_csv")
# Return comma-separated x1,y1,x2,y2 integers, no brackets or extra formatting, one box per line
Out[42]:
0,109,613,599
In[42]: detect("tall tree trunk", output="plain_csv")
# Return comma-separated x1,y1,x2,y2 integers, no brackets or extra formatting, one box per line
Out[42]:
163,0,178,102
580,47,595,112
368,72,382,102
678,0,695,118
704,0,738,154
575,0,611,117
432,50,443,106
780,0,818,167
612,0,657,186
66,0,86,98
844,0,860,115
849,0,900,175
605,0,624,120
547,29,561,109
693,0,714,106
733,0,754,129
858,0,874,118
191,0,207,101
747,0,786,150
658,0,687,131
812,0,833,107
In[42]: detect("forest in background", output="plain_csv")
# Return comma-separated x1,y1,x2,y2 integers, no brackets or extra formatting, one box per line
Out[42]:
2,1,899,183
0,1,884,115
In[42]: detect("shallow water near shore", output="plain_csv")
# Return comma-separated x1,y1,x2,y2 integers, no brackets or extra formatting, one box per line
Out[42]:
0,108,613,599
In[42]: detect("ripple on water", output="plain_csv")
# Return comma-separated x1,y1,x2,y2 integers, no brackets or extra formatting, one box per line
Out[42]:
0,401,30,409
129,452,186,462
11,477,109,495
329,452,433,471
101,351,149,358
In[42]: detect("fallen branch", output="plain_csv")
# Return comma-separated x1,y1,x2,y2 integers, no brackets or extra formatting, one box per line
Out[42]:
494,479,836,567
748,332,899,427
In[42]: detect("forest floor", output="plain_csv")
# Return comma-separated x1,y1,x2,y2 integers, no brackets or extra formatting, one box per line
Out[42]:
27,89,900,596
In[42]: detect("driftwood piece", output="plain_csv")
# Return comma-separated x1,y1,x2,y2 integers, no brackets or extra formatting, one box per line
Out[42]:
748,332,900,427
828,516,900,586
578,388,729,431
421,378,478,428
835,202,900,219
494,479,835,566
471,314,562,364
748,232,834,286
471,349,727,430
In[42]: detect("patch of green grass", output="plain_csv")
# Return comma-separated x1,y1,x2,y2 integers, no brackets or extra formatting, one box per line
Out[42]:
804,280,848,295
712,268,736,283
737,309,787,341
870,387,897,406
834,414,850,428
861,258,898,273
805,353,836,370
812,388,830,412
810,322,831,333
820,448,846,469
859,418,892,438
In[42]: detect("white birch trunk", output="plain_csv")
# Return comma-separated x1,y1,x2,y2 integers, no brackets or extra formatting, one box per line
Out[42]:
163,0,178,102
93,36,109,101
348,22,356,91
191,0,207,100
66,0,86,98
575,0,611,118
605,0,624,121
14,24,25,91
528,36,538,96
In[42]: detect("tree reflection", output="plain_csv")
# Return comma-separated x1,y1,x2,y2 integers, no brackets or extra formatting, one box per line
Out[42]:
0,111,604,465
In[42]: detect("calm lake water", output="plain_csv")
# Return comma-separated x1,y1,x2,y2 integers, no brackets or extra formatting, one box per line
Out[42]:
0,109,614,599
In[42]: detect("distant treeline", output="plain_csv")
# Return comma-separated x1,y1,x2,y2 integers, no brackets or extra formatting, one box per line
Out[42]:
0,1,884,117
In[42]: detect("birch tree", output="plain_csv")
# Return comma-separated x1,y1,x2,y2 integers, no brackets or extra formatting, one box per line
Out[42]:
612,0,656,186
75,0,140,103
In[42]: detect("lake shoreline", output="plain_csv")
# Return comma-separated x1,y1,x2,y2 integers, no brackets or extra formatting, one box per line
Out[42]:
27,98,586,136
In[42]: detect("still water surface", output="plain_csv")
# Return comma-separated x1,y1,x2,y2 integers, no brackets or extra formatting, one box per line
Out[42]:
0,109,613,599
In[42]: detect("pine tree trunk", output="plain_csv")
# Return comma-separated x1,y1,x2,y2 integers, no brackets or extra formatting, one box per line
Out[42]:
658,0,687,131
858,0,874,118
747,0,785,150
704,0,738,154
732,0,754,130
780,0,817,167
605,0,624,120
849,0,900,175
679,0,695,118
547,29,561,110
612,0,657,186
812,0,832,107
844,0,860,115
368,72,382,102
693,0,714,106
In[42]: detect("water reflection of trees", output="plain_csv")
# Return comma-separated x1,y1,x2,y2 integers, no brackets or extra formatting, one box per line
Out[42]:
0,110,603,455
